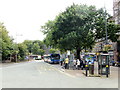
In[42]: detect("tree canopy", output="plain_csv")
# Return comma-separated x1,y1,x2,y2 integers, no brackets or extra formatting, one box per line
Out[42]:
0,22,45,62
41,4,120,59
23,40,45,56
0,22,13,60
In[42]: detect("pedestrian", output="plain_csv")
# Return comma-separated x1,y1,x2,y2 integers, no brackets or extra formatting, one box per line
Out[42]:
73,59,77,70
111,59,115,66
82,60,86,69
60,58,64,66
65,56,69,69
77,59,80,70
80,60,83,70
61,60,65,69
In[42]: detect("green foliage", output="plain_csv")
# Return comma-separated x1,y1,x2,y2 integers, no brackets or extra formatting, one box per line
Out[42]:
0,22,13,60
94,9,120,42
107,22,120,42
0,22,45,61
49,48,58,54
37,49,45,56
23,40,45,55
31,43,40,54
17,43,28,60
42,4,96,56
41,4,120,59
32,40,44,49
23,40,33,53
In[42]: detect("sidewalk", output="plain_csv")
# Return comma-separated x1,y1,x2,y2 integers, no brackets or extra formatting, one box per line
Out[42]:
53,64,85,77
0,59,34,68
55,62,118,78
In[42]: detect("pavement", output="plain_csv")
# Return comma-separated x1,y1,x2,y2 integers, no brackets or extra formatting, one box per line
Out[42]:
51,61,119,79
0,59,33,68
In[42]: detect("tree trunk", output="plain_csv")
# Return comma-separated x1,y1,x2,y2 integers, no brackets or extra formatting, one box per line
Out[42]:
76,49,81,60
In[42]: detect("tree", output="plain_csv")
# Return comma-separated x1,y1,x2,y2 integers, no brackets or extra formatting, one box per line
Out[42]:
0,22,13,61
41,21,55,48
31,43,45,55
37,49,45,56
49,48,58,54
17,43,28,60
41,4,120,59
23,40,33,53
107,21,120,42
23,40,45,55
93,9,120,42
42,4,97,59
33,40,44,49
32,43,40,55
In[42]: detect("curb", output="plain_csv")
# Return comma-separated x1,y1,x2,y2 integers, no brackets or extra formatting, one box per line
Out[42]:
82,72,101,77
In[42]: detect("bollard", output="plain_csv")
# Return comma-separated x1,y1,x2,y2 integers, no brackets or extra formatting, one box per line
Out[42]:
85,65,88,76
106,65,109,78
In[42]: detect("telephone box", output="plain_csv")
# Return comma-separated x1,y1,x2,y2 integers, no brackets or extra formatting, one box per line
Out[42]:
98,54,110,77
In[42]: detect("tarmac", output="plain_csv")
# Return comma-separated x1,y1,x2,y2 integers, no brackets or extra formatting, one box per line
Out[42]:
0,60,119,79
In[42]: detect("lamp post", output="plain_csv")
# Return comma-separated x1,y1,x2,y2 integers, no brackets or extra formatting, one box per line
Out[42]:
104,7,108,45
103,0,108,46
15,33,23,62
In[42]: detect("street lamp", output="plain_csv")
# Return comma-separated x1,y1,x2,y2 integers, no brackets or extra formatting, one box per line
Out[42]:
104,8,108,45
104,0,108,45
105,11,108,45
15,33,23,62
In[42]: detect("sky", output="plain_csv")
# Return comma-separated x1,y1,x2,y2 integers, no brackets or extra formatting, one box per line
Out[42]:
0,0,113,43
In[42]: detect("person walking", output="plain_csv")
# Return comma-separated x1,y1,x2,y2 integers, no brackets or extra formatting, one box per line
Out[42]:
80,60,84,70
83,60,86,69
77,59,80,70
65,56,69,69
60,58,64,66
73,59,77,70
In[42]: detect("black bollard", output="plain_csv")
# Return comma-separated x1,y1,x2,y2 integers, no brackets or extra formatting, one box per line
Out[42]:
106,65,109,78
85,65,88,76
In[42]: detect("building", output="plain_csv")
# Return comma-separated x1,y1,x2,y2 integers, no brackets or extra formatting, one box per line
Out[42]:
113,0,120,66
113,0,120,24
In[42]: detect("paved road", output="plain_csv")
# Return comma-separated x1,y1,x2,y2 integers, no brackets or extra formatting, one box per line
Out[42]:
0,60,118,88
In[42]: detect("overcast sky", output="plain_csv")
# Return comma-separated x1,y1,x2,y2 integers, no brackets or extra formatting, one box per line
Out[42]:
0,0,113,43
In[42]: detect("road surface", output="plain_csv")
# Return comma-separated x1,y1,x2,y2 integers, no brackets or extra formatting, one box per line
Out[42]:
0,60,118,88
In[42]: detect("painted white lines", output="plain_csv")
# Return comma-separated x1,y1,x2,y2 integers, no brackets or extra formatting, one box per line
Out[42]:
50,65,75,78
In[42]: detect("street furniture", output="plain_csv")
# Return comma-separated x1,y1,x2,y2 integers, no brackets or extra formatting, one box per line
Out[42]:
88,57,94,75
98,54,110,77
85,64,89,76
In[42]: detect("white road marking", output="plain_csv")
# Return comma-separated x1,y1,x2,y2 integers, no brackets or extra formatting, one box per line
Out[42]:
50,65,75,78
36,61,75,78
